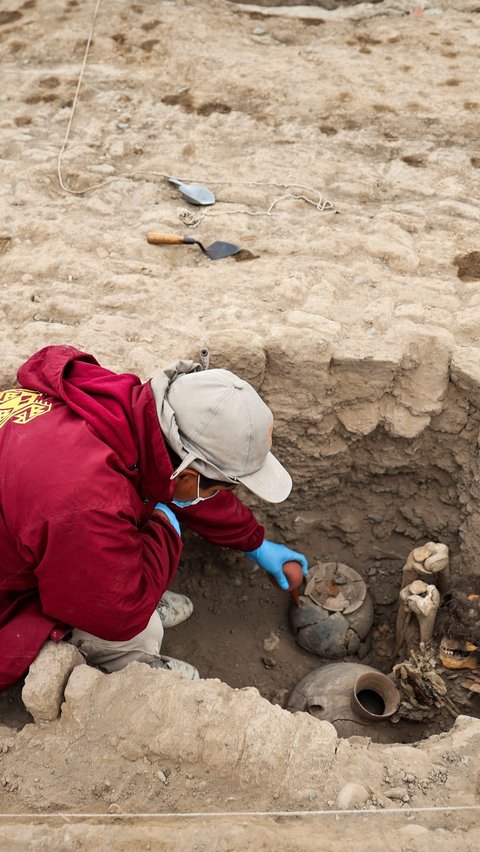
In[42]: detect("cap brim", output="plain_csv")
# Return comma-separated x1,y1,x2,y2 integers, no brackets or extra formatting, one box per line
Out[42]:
237,451,292,504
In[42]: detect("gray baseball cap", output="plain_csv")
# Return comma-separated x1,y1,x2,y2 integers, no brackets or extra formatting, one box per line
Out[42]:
150,360,292,503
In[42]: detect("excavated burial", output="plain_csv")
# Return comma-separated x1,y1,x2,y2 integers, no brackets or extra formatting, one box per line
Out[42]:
2,336,480,816
164,335,480,744
2,335,480,754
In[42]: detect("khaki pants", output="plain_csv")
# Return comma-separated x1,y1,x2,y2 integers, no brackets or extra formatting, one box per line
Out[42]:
69,610,164,673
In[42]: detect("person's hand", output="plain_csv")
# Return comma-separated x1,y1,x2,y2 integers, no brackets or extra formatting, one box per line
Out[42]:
243,540,308,590
154,503,182,537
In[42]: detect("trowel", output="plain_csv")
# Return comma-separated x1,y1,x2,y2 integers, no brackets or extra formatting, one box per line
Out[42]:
168,176,215,206
147,232,240,260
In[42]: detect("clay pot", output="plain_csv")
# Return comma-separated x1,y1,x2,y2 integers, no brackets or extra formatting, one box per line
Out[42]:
290,562,374,658
287,662,401,743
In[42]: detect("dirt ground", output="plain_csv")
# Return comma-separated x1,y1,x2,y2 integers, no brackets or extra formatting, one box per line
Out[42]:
2,0,480,844
166,533,421,729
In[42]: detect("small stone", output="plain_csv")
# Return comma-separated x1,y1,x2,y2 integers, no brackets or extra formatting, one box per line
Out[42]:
385,786,407,800
262,656,277,669
202,562,219,577
116,122,130,130
357,642,369,660
253,27,267,36
63,664,104,714
87,163,116,175
263,631,280,652
405,774,416,784
21,273,34,284
336,782,370,809
347,736,371,746
271,688,288,707
108,140,124,158
156,770,167,784
399,825,429,837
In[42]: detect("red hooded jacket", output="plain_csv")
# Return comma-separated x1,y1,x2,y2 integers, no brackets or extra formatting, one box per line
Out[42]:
0,346,264,691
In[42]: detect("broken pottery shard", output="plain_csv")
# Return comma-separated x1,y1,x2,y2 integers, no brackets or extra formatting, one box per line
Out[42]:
323,594,347,612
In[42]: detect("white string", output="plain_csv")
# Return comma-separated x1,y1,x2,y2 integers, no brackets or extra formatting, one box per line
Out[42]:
57,0,105,194
204,192,334,217
1,804,479,818
55,4,335,215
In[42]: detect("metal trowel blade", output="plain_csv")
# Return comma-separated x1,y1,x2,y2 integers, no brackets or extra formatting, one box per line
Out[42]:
203,240,240,260
168,176,215,206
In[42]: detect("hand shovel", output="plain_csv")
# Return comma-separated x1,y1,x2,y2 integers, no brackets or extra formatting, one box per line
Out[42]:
147,232,241,260
168,176,215,207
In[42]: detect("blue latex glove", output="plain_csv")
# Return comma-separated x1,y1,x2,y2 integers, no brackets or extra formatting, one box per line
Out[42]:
243,540,308,590
154,503,182,538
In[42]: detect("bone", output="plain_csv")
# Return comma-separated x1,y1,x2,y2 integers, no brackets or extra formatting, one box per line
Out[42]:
440,638,480,670
406,585,441,643
402,542,450,592
397,582,441,646
395,597,412,653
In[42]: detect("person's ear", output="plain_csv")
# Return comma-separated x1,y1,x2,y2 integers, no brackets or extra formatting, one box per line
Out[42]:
176,468,198,481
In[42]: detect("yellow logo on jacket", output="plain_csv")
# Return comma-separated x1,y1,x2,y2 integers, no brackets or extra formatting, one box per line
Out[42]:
0,388,52,429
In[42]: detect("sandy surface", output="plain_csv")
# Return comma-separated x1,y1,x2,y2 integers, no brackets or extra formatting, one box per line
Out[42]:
1,811,480,851
2,0,480,387
2,0,480,842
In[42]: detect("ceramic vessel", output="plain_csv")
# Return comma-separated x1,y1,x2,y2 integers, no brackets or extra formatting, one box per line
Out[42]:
287,662,401,742
290,562,374,658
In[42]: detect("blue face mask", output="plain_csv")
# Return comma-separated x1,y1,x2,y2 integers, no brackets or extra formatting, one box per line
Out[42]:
171,476,220,508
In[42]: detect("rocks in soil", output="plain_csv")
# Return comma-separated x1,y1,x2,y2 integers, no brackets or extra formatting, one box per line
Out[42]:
22,641,85,722
336,782,370,809
263,630,280,652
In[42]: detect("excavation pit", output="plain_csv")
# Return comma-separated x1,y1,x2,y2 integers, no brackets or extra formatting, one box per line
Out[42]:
159,338,480,744
2,338,480,817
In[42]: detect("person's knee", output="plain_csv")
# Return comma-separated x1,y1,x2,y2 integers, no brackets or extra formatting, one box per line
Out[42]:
139,610,164,651
70,610,164,672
